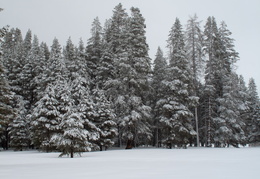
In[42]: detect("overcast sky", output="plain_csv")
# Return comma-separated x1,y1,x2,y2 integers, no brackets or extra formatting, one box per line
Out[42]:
1,0,260,93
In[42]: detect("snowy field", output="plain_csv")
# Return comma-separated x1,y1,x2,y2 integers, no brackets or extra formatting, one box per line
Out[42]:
1,147,260,179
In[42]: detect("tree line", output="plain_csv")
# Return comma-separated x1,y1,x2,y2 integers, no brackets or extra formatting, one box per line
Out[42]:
0,4,259,157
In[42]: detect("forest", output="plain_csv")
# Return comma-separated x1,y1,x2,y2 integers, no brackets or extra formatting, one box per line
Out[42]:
0,4,259,157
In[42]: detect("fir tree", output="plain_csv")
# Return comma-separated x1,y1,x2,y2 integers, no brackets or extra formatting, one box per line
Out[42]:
202,16,220,146
160,18,197,148
69,74,100,151
50,109,93,158
50,76,97,158
9,96,30,150
92,88,117,151
30,81,68,151
185,14,204,146
0,25,15,149
152,47,167,147
86,17,103,88
247,78,260,143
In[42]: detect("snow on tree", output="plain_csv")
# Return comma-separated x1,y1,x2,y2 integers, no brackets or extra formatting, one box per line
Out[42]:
120,7,152,148
50,109,93,158
201,17,244,147
97,19,116,89
50,77,96,157
247,78,260,143
159,18,197,148
9,96,30,151
0,24,15,150
213,72,246,147
75,39,89,79
30,83,63,151
86,17,103,88
12,29,32,101
185,14,204,146
20,35,41,107
36,38,68,97
201,16,220,146
152,47,168,147
50,75,100,157
91,88,117,151
69,74,100,150
63,37,77,79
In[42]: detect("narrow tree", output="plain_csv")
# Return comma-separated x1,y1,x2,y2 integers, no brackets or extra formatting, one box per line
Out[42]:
152,47,167,147
0,24,15,149
247,78,260,143
160,18,197,148
185,14,204,146
92,88,117,151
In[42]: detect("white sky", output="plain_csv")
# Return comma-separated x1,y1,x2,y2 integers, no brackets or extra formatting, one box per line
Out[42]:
1,0,259,93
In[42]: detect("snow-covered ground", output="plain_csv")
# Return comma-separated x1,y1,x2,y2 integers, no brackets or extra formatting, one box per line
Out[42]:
1,147,259,179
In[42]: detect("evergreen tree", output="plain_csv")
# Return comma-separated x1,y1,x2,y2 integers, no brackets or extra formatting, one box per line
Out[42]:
21,35,40,106
50,75,100,156
63,37,77,79
86,17,103,88
75,39,89,79
98,19,116,89
37,38,68,98
31,42,48,102
50,76,98,157
201,16,219,146
50,109,93,158
70,74,100,150
120,7,152,148
152,47,167,147
0,25,15,149
9,96,30,150
160,18,197,148
247,78,260,143
185,14,204,146
213,72,246,147
92,88,117,151
30,83,62,151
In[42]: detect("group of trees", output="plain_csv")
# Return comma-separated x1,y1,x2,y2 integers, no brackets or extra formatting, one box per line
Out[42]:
0,4,259,157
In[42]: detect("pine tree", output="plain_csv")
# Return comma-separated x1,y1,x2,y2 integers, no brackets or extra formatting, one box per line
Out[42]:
247,78,260,143
37,38,68,98
213,72,246,147
31,42,48,102
30,83,62,151
50,109,93,158
75,39,89,79
98,19,116,89
120,7,152,148
63,37,77,80
0,25,15,149
86,17,103,88
50,76,97,158
50,75,100,156
9,96,30,150
185,14,204,146
21,35,40,106
160,18,197,148
152,47,167,147
201,16,220,146
92,88,117,151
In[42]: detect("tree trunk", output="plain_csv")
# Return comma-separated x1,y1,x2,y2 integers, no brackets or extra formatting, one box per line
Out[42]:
70,148,74,158
195,107,200,147
125,139,133,149
207,97,212,147
117,125,121,147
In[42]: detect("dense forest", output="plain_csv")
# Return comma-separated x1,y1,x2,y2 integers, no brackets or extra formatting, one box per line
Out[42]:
0,4,259,157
